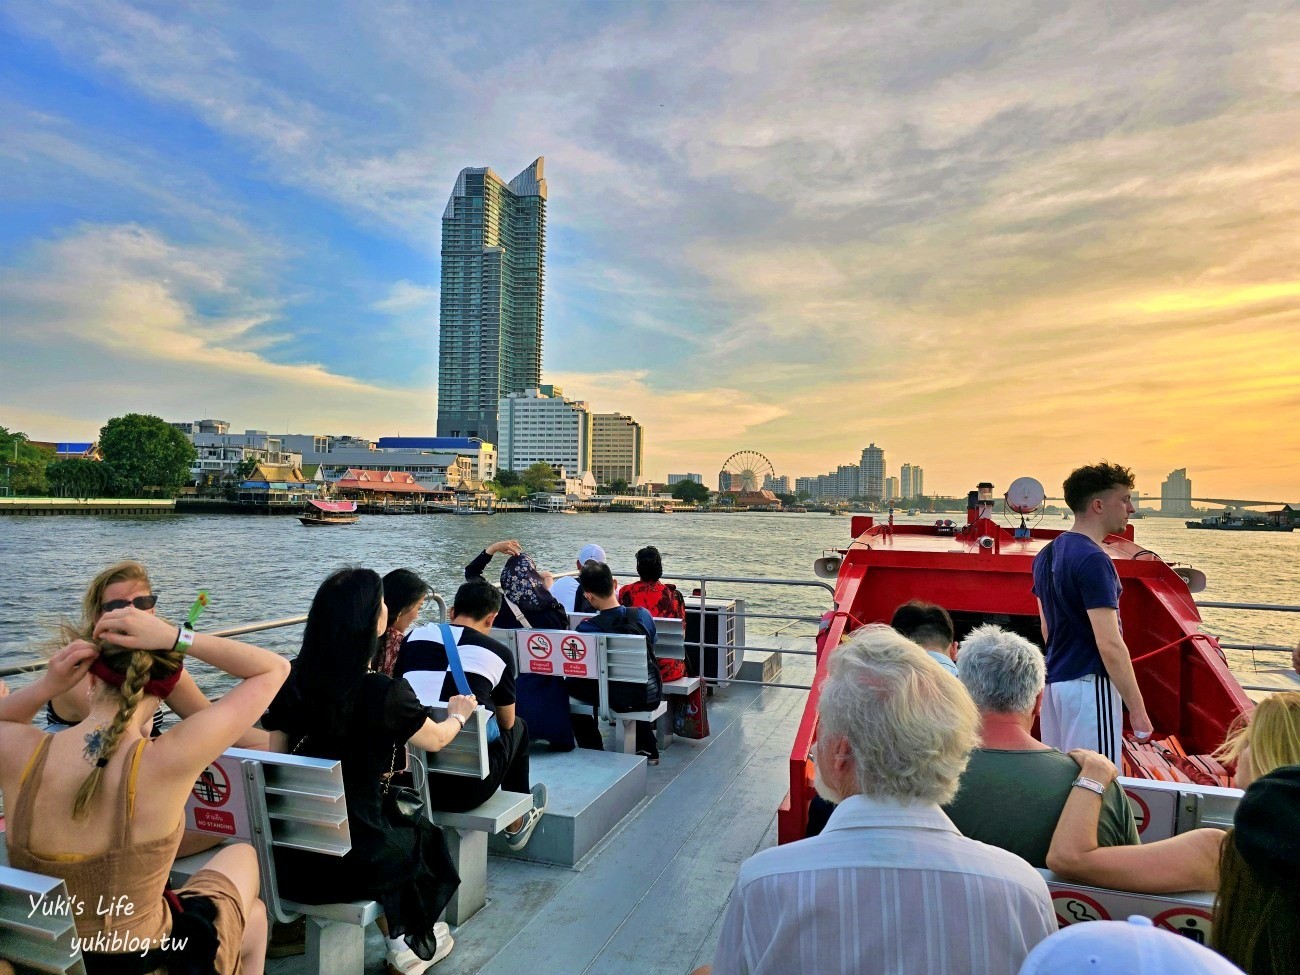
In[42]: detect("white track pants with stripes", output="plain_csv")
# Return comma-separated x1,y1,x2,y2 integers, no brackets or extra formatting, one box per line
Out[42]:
1041,673,1124,766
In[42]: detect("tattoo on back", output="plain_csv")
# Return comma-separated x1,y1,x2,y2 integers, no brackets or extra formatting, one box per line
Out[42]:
83,726,106,765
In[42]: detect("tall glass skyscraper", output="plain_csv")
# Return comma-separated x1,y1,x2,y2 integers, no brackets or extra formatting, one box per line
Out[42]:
437,158,547,445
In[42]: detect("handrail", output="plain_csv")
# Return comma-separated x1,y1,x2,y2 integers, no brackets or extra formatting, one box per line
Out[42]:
1197,601,1300,613
0,594,450,680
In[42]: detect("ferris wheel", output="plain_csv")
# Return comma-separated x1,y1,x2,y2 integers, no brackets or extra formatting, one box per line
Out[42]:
721,450,776,492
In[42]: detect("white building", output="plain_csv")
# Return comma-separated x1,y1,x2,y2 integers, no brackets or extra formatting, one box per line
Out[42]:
498,387,592,475
590,413,643,486
764,474,791,495
667,473,703,485
178,427,301,484
885,476,900,501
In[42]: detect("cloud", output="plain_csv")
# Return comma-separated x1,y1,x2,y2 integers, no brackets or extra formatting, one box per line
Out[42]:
0,224,431,437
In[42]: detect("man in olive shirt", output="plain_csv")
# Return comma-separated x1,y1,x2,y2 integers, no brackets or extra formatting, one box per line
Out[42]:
943,624,1138,867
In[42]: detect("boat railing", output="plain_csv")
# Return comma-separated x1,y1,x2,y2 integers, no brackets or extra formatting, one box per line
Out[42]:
1194,599,1300,693
0,593,450,680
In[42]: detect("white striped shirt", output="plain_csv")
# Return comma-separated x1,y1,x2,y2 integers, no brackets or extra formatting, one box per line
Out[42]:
712,794,1056,975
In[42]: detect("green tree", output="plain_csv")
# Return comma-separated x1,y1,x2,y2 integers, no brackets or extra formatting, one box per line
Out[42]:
232,457,260,482
671,480,710,504
98,413,197,497
608,477,630,496
0,427,54,496
494,469,520,488
46,458,111,499
520,461,557,495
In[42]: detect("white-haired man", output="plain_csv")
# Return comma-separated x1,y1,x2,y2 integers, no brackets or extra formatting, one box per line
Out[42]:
943,624,1139,868
701,626,1054,975
551,543,608,613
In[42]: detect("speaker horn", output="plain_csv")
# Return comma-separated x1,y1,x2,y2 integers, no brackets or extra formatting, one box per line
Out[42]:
814,555,843,579
1172,566,1207,594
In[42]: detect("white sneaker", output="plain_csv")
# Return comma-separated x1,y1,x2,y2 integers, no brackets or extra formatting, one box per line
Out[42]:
386,925,453,974
504,783,548,851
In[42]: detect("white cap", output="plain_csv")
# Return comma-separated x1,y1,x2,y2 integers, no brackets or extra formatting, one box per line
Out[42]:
578,544,606,564
1020,917,1243,975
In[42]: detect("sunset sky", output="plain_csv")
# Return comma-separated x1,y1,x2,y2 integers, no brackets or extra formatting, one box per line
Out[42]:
2,1,1298,499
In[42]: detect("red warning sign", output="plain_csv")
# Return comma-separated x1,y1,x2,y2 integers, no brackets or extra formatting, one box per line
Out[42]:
192,761,231,808
1152,907,1213,944
1126,790,1151,836
1051,890,1111,927
193,808,236,835
526,633,553,660
560,636,588,661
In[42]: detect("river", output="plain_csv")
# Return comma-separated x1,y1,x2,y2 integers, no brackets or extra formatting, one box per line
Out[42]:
2,512,1297,694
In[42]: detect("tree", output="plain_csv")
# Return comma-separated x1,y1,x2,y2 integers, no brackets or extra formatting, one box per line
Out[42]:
520,461,557,495
494,469,520,488
671,480,710,504
608,478,630,496
0,427,53,496
46,458,111,499
98,413,197,497
232,457,260,482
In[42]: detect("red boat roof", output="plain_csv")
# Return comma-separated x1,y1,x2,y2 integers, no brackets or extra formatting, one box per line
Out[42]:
308,499,357,512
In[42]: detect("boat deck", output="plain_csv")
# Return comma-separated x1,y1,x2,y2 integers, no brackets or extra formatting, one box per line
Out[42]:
269,639,815,975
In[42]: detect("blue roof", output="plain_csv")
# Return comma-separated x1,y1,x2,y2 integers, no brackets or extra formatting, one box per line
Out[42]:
56,442,95,453
377,437,486,450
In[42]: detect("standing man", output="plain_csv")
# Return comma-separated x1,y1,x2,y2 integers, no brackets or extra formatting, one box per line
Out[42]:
1033,462,1153,765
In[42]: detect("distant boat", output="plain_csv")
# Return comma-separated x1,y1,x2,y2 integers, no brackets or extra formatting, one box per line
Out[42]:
299,499,359,526
453,506,492,515
1186,512,1293,532
908,508,918,516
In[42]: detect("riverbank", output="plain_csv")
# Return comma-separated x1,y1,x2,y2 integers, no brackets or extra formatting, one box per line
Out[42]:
0,497,175,516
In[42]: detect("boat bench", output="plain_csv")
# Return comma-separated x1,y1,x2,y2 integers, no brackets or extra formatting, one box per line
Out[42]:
168,748,378,975
408,703,532,926
498,626,667,755
0,863,86,974
569,614,702,748
1117,775,1241,843
1038,868,1217,941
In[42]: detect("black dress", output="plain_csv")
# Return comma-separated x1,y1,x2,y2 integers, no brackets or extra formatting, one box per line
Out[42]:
263,668,459,959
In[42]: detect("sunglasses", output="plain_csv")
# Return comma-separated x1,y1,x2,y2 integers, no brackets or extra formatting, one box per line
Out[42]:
101,594,159,613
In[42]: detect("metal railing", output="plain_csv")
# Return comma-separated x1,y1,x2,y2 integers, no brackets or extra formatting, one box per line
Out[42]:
1194,599,1299,693
0,593,449,681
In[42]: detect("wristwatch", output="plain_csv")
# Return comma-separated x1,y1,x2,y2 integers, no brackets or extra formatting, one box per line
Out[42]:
1072,775,1106,796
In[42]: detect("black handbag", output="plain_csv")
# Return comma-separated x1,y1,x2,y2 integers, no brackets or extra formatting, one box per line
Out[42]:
382,744,426,826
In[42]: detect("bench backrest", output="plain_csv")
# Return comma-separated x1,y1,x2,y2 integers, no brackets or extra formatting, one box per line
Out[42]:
0,864,86,974
184,748,350,925
1118,776,1242,843
1039,868,1216,942
569,614,687,661
408,703,491,781
505,627,650,722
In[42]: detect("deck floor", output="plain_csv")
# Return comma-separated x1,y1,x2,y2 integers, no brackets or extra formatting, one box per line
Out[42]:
269,639,814,975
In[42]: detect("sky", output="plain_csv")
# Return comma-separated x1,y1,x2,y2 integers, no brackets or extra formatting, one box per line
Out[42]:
1,1,1298,500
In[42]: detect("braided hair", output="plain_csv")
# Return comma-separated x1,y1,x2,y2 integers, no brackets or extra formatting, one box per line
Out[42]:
72,644,183,818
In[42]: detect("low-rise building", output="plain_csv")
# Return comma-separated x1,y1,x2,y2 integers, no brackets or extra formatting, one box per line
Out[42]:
375,437,497,483
667,473,703,485
178,427,302,485
237,463,316,504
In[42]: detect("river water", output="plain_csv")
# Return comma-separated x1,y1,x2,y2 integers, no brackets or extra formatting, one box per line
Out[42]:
2,512,1297,694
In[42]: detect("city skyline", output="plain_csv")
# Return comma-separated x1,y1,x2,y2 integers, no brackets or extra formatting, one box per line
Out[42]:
1,3,1298,498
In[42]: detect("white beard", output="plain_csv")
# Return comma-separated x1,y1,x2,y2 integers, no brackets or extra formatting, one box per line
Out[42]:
813,761,845,804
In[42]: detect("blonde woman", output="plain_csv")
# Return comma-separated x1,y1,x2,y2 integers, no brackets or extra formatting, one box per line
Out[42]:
0,567,290,974
1046,691,1300,893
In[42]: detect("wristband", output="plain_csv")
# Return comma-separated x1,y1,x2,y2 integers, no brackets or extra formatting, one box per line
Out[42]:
1072,775,1106,796
173,626,196,655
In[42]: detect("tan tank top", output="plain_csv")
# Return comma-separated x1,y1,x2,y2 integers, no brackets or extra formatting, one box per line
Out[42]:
7,735,184,946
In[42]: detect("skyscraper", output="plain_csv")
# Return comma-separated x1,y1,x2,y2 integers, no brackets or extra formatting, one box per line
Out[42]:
860,444,885,499
1161,468,1192,515
437,158,547,445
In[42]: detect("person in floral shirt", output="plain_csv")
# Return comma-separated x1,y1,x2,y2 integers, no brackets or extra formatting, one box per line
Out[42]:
618,546,687,682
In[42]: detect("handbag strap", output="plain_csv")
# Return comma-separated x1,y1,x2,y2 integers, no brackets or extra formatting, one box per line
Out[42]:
439,622,473,698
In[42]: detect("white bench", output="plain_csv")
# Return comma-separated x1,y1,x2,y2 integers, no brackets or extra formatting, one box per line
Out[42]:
0,864,86,974
170,748,378,975
500,627,667,755
407,703,531,925
1118,775,1241,843
1038,869,1217,941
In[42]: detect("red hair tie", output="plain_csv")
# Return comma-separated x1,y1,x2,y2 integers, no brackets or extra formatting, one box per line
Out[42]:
89,656,183,700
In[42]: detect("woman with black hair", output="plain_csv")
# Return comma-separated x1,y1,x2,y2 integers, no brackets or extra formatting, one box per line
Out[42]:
619,545,687,683
263,568,475,974
377,568,430,676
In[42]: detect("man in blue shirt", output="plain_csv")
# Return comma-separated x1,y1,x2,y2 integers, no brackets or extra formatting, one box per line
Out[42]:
1032,462,1152,764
